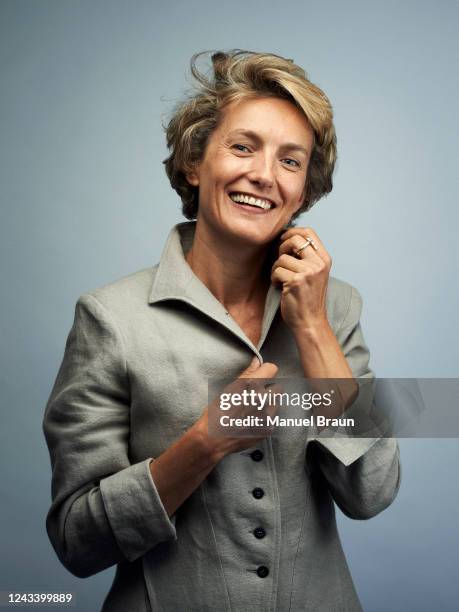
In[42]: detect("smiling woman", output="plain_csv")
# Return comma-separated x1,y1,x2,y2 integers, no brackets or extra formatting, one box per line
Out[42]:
184,97,314,248
164,50,336,221
43,50,401,611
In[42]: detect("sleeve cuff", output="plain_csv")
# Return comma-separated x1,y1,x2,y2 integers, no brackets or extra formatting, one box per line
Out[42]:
100,458,177,562
306,435,380,466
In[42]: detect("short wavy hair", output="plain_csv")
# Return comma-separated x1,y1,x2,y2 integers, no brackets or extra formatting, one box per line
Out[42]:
163,50,337,220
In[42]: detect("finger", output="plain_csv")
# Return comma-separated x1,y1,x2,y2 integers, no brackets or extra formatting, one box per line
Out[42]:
240,360,278,380
243,369,279,409
271,266,295,286
232,365,279,421
282,232,318,255
241,355,261,376
271,253,304,274
279,235,322,260
280,226,321,243
280,227,327,254
255,362,279,379
280,234,331,268
271,262,325,287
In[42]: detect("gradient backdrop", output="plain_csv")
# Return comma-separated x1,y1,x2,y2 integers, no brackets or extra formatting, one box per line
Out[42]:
1,1,458,610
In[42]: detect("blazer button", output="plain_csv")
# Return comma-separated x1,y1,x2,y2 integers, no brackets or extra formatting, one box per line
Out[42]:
252,487,264,499
256,565,269,578
253,527,266,539
251,449,264,462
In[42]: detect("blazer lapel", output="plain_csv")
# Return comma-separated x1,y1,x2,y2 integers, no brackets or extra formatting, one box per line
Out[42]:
148,221,281,354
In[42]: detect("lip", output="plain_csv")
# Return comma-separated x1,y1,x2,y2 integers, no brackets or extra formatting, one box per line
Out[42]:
227,191,277,210
226,192,274,214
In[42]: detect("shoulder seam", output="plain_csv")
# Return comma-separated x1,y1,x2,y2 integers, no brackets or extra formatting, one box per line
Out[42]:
80,293,129,380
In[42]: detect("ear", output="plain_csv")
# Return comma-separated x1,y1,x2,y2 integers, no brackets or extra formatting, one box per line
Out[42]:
186,169,200,187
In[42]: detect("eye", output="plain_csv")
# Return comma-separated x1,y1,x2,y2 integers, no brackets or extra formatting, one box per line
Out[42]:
282,158,301,168
233,143,251,153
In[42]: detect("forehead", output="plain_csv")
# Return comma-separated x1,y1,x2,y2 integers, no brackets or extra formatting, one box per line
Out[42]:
217,96,314,145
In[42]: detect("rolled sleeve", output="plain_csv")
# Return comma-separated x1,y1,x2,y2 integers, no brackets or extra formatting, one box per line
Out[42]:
305,285,401,518
311,436,381,467
100,458,177,562
43,294,177,578
307,436,401,519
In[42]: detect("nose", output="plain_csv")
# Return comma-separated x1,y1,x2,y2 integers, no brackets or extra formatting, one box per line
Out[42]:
247,153,275,189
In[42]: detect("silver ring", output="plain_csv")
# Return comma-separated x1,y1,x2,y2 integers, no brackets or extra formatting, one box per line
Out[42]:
294,237,318,257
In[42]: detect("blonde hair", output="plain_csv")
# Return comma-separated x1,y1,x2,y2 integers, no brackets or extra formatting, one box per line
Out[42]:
163,50,337,220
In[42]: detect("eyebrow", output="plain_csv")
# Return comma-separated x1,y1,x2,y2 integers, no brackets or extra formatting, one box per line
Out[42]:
227,129,310,156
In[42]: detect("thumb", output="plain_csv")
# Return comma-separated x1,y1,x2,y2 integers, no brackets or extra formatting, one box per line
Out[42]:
245,356,261,373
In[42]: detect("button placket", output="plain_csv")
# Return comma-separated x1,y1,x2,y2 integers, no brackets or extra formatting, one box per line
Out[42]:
247,447,271,582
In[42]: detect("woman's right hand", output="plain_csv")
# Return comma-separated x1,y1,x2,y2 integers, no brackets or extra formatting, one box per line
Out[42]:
150,357,279,518
193,356,279,462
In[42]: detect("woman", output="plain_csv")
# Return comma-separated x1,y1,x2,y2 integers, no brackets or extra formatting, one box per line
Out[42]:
43,50,401,611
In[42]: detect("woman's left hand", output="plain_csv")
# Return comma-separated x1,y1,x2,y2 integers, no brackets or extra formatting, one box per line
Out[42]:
271,226,332,335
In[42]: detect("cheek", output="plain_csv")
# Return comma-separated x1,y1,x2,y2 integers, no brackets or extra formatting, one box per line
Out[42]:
204,158,239,189
286,178,306,206
219,157,246,181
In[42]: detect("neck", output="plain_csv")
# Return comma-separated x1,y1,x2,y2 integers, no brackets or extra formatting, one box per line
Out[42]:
185,223,273,309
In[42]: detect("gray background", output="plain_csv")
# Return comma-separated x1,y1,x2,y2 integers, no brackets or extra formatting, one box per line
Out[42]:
1,0,458,610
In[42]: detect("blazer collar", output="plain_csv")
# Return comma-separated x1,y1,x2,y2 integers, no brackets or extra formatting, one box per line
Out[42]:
148,221,281,353
148,221,197,305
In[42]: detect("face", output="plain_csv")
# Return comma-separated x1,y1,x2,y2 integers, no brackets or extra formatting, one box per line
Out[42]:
186,96,315,248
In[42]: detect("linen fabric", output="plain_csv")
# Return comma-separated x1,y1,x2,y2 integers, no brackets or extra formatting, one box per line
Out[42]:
43,221,401,611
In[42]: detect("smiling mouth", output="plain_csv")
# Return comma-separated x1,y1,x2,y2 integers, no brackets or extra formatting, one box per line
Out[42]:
229,192,275,210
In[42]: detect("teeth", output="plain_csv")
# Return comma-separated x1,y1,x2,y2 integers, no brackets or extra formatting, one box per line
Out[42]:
229,193,273,209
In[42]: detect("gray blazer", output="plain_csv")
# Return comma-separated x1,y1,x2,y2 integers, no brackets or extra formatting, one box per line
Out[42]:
43,221,401,611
